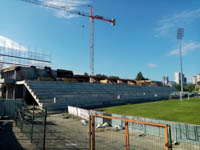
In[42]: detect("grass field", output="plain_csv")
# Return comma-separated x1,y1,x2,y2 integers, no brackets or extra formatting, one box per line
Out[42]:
99,98,200,125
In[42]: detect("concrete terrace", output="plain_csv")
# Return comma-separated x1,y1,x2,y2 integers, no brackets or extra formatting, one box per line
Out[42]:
17,80,175,110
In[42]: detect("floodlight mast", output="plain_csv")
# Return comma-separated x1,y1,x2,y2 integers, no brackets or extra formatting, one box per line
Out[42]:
177,28,184,101
20,0,116,76
90,7,94,76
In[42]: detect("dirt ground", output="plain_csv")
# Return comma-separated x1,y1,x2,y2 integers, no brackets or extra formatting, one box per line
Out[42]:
0,120,35,150
1,114,200,150
46,113,165,150
46,113,200,150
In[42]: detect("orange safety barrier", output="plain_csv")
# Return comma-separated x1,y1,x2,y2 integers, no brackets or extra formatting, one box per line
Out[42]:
89,114,172,150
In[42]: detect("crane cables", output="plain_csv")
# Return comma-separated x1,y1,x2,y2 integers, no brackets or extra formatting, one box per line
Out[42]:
20,0,90,17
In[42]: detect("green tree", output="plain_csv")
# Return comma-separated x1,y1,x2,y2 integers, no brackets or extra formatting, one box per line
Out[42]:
195,85,200,91
174,84,181,91
135,72,146,80
95,74,107,79
184,84,195,92
174,84,195,92
84,72,89,77
109,76,120,80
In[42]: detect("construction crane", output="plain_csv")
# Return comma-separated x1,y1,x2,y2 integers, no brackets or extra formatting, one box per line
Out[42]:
19,0,116,75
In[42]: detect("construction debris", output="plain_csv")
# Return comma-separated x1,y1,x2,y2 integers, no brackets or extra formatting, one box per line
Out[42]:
96,123,103,129
102,122,109,128
172,140,180,145
113,125,123,131
80,120,87,126
139,133,145,137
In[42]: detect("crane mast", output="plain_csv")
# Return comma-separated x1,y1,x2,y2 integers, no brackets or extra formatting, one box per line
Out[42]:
20,0,116,75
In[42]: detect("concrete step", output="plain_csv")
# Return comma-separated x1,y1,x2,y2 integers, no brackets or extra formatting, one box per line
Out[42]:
39,95,115,103
24,80,176,111
27,81,140,90
31,88,110,93
37,93,115,100
35,91,113,97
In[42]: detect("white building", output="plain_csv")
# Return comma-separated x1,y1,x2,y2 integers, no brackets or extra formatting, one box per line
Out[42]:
192,74,200,84
174,72,186,84
163,76,169,86
168,81,176,87
192,76,197,84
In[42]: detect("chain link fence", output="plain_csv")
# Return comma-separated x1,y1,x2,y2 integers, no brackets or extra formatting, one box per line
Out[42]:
2,100,200,150
14,101,47,149
13,101,90,150
89,114,172,150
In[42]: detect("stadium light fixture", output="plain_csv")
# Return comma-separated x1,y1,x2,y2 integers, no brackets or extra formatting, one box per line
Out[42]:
177,28,184,101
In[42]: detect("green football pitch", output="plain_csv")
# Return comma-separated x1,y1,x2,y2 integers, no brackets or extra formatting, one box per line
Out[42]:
99,98,200,125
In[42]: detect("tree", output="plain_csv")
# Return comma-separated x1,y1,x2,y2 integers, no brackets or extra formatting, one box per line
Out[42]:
135,72,146,80
174,84,195,92
174,84,181,91
95,74,107,79
195,85,200,91
109,76,120,80
184,84,195,92
84,72,89,77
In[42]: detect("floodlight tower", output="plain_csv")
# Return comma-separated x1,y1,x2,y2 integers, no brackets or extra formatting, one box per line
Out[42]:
177,28,184,101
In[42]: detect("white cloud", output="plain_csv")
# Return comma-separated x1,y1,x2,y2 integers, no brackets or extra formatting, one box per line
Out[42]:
44,0,91,19
169,41,200,56
0,36,51,68
0,35,27,51
155,8,200,36
148,63,157,68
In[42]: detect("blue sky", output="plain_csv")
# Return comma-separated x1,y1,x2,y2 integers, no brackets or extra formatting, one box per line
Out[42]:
0,0,200,82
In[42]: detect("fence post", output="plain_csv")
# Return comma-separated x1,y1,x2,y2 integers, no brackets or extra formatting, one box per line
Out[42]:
167,125,173,150
15,102,20,127
0,100,2,117
15,101,19,127
43,108,47,150
164,125,172,150
14,101,17,125
21,101,26,132
1,100,4,117
125,121,130,150
31,104,35,143
90,116,95,150
89,116,91,150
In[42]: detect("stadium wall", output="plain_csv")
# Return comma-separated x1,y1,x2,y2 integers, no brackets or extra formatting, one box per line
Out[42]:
68,106,200,144
0,99,22,117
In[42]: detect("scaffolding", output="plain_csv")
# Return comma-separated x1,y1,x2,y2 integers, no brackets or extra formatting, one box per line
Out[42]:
0,45,51,69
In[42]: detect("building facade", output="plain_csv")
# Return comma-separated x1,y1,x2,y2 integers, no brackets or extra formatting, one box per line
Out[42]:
192,74,200,85
163,76,169,86
174,72,187,85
